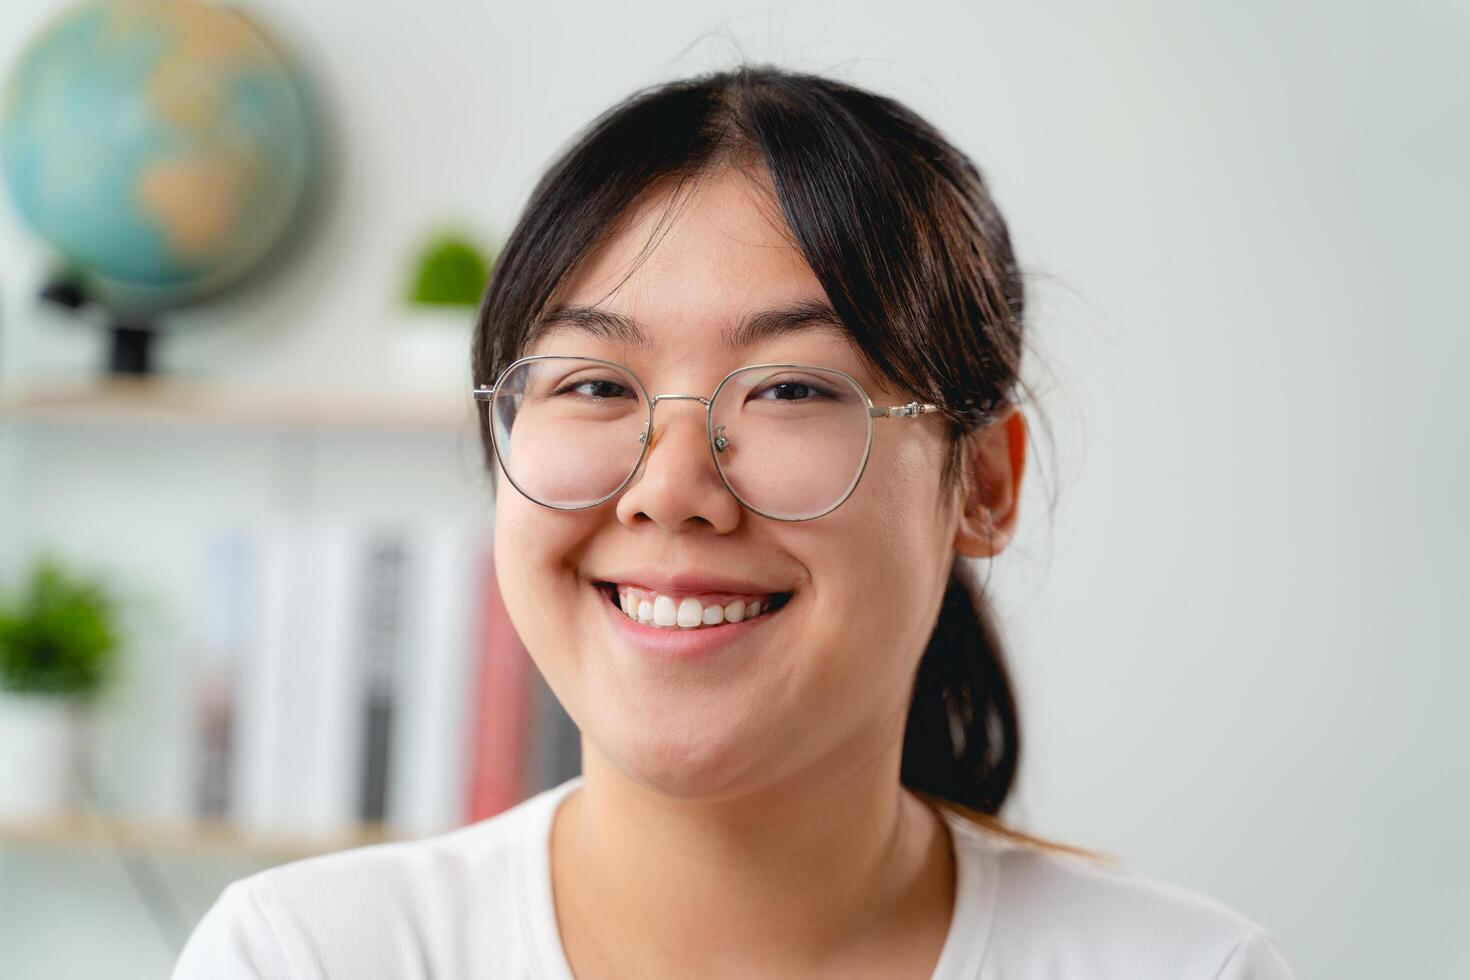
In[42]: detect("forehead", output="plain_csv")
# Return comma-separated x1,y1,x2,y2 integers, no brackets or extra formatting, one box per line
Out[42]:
530,166,849,353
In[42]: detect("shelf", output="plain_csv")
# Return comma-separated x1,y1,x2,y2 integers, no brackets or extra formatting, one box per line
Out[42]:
0,376,476,433
0,810,417,861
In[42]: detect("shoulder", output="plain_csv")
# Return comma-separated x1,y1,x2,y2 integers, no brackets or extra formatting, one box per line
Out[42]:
171,785,563,979
944,815,1298,979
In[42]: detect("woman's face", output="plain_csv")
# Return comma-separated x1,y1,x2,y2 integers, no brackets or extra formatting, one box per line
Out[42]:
494,164,969,801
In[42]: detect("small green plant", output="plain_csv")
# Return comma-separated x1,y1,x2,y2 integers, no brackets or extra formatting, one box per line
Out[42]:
407,232,495,307
0,553,120,699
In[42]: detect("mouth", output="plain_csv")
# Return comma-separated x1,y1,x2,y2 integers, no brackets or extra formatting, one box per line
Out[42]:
592,581,794,629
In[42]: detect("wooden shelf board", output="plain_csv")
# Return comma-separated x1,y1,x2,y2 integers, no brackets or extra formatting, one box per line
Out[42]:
0,377,476,432
0,810,417,861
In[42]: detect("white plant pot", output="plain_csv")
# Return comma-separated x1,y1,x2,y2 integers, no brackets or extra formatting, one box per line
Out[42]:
0,689,83,819
388,308,476,397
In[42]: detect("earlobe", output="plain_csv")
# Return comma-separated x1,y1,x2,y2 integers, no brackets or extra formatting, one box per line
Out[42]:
951,406,1025,559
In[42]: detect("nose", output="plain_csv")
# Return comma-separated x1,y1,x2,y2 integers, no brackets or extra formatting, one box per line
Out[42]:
614,394,743,532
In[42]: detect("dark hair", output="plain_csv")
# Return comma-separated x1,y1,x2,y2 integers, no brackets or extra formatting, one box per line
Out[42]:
473,63,1102,858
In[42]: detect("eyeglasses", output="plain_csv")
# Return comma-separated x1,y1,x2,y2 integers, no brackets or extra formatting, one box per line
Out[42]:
472,354,955,522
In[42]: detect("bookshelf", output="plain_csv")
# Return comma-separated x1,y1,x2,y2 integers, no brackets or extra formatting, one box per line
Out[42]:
0,371,567,873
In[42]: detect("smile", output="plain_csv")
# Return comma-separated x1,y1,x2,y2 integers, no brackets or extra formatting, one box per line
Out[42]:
597,582,792,630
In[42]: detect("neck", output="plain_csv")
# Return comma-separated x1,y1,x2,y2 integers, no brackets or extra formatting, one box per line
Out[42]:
550,739,955,977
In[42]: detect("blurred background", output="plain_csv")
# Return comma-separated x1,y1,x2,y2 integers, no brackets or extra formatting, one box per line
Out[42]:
0,1,1465,977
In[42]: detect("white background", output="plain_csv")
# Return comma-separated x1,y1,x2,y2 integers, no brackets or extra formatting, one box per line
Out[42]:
2,1,1467,977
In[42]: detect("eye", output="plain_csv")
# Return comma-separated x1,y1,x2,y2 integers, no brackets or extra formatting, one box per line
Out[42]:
551,377,635,400
752,378,835,402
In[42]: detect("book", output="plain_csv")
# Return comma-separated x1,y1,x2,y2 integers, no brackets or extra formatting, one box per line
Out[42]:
233,513,372,838
190,529,253,820
526,665,581,795
465,542,533,822
355,525,408,825
231,513,293,835
386,519,488,836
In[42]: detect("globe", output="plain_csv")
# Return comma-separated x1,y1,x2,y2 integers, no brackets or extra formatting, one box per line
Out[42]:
0,0,316,313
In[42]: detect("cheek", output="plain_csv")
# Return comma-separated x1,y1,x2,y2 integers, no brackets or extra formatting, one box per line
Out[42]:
491,496,541,668
804,446,953,712
491,486,590,684
853,426,952,563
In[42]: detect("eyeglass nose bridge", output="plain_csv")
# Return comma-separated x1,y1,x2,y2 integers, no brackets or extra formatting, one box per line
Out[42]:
648,393,712,408
638,392,718,449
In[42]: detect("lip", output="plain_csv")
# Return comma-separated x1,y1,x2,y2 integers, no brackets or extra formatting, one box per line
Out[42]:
590,569,789,596
594,581,786,662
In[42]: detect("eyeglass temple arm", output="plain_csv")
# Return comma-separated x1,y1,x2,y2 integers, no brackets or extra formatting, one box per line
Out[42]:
870,402,937,418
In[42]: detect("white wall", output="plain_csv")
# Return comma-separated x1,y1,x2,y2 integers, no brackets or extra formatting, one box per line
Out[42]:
2,1,1466,978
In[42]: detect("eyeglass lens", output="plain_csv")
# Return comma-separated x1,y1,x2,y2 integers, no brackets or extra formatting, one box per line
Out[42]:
489,357,873,520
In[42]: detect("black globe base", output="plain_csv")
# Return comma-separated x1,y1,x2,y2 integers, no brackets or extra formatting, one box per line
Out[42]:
108,321,155,375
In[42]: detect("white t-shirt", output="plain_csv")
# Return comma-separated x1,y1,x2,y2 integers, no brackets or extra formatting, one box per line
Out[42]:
172,775,1297,978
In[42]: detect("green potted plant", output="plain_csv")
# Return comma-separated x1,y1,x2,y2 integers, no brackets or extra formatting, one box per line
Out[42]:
0,552,121,818
392,229,498,394
408,233,492,306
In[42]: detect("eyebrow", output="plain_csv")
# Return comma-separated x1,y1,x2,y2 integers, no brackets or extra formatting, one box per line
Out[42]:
528,298,849,352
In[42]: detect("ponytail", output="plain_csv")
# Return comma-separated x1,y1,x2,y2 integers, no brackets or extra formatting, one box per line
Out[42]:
903,560,1114,861
901,561,1018,814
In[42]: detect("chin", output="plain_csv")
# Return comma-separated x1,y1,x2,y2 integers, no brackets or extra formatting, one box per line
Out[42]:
596,716,760,800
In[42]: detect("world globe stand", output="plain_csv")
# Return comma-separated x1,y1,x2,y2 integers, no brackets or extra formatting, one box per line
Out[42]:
40,275,158,376
106,320,155,376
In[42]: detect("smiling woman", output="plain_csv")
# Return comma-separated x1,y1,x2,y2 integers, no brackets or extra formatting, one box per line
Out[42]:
173,63,1297,980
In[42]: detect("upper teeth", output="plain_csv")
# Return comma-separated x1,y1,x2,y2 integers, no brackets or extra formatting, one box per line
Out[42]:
614,585,774,629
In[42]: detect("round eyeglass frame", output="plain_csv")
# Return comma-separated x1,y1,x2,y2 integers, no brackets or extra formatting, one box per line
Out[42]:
472,353,949,522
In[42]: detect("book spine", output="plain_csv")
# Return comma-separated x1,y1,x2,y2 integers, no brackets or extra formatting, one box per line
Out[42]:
302,516,367,834
191,529,253,820
465,545,532,822
357,526,410,825
525,667,581,795
232,514,292,835
386,519,487,836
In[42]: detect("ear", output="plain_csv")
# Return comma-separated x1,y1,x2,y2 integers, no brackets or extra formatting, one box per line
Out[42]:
952,405,1028,559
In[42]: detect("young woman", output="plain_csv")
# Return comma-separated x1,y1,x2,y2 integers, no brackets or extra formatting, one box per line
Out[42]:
175,64,1297,979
